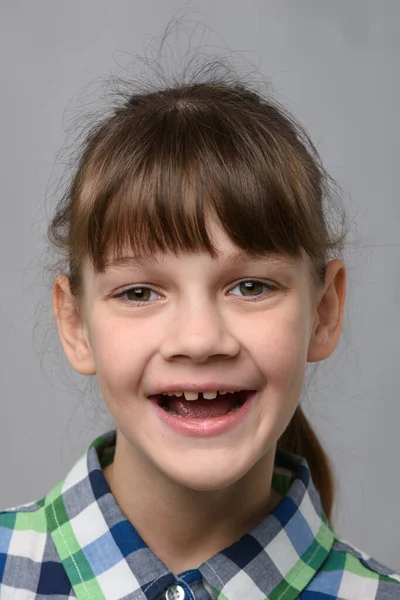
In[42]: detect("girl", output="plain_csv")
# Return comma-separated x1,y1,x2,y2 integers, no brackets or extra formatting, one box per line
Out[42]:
1,68,399,600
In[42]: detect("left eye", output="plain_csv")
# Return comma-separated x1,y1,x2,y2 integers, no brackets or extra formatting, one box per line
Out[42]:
117,287,160,304
229,280,276,298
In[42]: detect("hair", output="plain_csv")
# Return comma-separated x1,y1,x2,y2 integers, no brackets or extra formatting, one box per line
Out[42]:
48,66,347,520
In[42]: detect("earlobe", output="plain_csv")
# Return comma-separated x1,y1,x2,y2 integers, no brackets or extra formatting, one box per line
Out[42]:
307,260,346,363
52,275,96,375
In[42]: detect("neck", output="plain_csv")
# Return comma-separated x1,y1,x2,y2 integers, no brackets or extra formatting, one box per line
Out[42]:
103,431,281,575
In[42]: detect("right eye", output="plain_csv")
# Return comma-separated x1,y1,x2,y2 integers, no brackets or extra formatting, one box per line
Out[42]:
115,286,161,306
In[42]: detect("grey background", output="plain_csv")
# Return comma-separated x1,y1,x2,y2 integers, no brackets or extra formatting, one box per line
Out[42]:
1,0,399,571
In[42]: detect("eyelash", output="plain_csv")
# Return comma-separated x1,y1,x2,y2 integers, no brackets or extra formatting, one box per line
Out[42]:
114,280,279,307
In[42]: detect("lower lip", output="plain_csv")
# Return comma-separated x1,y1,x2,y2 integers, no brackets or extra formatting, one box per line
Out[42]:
150,392,257,437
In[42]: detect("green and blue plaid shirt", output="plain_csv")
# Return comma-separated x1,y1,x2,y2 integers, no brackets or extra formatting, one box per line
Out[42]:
1,430,399,599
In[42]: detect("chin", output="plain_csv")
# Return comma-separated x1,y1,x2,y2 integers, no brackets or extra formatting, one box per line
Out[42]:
174,474,243,492
161,454,256,492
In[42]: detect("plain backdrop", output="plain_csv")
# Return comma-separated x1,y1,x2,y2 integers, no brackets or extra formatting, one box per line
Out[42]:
1,0,399,572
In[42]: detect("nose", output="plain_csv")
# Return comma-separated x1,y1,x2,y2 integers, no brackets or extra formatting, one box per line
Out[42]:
159,297,240,363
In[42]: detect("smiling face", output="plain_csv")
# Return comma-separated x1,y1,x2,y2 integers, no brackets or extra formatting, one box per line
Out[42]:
54,217,344,493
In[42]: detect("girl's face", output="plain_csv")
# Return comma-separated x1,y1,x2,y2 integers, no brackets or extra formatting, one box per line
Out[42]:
62,219,333,491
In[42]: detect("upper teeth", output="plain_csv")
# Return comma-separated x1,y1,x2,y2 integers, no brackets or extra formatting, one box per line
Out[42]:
164,390,236,401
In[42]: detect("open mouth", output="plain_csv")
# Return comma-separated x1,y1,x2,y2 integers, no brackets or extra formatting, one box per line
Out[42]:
152,390,252,419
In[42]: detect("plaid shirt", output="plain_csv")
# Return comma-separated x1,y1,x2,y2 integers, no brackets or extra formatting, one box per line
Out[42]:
1,431,399,599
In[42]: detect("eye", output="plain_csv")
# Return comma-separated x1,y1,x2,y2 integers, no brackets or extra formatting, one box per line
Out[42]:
228,280,277,299
115,286,161,306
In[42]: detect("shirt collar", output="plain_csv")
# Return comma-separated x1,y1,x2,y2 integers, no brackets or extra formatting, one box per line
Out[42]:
45,430,335,600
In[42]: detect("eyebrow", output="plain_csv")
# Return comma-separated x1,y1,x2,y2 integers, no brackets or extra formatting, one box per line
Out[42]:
217,250,295,267
103,250,295,271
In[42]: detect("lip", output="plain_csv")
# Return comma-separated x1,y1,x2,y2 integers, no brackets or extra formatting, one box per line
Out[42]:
149,390,257,437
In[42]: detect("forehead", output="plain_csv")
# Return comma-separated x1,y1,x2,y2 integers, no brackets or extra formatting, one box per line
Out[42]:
101,221,300,272
82,211,313,282
101,250,297,274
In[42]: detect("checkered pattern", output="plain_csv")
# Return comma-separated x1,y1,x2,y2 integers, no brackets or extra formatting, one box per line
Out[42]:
1,431,399,599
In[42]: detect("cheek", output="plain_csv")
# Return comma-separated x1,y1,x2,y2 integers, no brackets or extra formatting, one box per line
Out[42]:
246,304,311,383
88,317,151,392
247,307,311,440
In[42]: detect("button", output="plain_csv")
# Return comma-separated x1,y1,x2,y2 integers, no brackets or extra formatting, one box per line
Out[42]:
165,584,186,600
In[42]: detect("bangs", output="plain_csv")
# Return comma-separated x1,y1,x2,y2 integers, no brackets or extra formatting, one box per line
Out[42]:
76,88,327,273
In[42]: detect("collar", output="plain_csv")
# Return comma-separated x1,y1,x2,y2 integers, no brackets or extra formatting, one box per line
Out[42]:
45,430,335,600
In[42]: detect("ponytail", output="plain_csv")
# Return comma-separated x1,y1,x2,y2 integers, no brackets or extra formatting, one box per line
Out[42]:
277,405,334,520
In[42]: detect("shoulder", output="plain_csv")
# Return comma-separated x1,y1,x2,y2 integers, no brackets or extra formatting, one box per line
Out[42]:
304,535,400,599
0,499,70,595
0,498,48,557
0,500,47,581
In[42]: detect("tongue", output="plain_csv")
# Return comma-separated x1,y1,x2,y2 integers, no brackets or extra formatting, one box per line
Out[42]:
167,393,236,419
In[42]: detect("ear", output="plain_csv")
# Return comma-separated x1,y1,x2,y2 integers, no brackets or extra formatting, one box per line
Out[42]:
52,275,96,375
307,260,346,363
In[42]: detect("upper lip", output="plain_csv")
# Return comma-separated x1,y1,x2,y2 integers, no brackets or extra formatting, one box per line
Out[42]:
148,383,255,396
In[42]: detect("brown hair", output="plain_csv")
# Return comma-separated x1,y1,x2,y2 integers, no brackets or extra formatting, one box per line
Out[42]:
49,71,346,520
